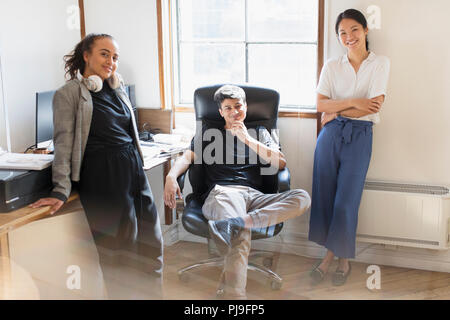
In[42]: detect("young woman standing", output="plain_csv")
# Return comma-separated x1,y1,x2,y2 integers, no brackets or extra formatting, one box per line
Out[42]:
308,9,390,286
30,34,163,298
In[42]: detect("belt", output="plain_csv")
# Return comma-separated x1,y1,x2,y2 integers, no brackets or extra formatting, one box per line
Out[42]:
335,116,373,144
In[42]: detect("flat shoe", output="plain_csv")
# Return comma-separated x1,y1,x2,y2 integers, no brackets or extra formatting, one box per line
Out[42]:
332,262,352,286
310,260,326,284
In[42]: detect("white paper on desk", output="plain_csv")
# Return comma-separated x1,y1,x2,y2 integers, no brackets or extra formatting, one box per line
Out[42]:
140,144,163,160
152,134,183,145
140,139,189,155
0,153,53,170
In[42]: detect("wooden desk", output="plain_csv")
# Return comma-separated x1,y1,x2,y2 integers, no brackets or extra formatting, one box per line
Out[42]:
142,144,188,226
0,147,183,256
0,144,186,297
0,193,80,298
144,154,181,226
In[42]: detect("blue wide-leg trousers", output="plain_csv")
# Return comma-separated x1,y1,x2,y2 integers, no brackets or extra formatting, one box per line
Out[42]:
308,116,373,258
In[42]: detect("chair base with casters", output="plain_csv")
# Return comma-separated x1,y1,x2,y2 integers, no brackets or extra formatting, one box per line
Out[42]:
177,238,284,294
176,166,289,294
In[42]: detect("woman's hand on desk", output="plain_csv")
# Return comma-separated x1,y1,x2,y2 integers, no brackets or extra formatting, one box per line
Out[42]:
29,197,64,215
164,176,182,209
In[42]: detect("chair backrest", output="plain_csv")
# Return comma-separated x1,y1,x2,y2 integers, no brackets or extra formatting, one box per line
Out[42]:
189,84,281,197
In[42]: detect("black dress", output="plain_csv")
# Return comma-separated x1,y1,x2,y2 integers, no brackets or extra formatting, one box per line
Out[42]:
77,81,163,298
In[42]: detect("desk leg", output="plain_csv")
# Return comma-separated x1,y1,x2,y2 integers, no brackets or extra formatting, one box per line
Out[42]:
0,233,11,299
163,160,173,225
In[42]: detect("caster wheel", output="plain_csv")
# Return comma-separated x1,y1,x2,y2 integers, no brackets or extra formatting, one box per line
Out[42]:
271,280,282,290
179,272,190,282
263,257,273,268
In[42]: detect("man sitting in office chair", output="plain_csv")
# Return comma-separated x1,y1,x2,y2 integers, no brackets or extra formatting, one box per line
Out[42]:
164,85,311,299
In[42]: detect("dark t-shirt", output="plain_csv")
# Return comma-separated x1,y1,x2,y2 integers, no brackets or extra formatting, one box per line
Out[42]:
190,124,280,199
85,81,133,152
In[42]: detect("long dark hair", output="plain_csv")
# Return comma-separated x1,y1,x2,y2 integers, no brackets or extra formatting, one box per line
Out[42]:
335,9,369,51
63,33,114,80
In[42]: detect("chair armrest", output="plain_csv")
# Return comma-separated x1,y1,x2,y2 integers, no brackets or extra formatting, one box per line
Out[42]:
277,167,290,193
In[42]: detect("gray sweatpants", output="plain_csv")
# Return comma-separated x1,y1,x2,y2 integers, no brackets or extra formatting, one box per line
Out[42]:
202,184,311,298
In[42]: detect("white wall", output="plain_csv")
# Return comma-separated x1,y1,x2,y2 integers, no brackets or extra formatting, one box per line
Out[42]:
326,0,450,187
0,0,81,153
276,0,450,272
0,54,8,151
84,0,161,111
178,0,450,272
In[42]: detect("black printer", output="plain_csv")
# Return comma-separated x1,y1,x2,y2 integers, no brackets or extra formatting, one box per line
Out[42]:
0,167,52,213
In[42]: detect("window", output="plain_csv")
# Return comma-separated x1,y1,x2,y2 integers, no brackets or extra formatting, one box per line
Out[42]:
162,0,320,110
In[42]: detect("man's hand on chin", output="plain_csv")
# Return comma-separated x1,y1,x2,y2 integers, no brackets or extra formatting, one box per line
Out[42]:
231,121,250,143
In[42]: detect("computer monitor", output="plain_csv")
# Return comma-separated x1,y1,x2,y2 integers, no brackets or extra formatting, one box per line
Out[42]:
35,90,55,147
35,85,137,147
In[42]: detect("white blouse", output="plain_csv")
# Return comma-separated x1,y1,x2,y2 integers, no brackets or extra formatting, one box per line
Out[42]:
317,51,390,124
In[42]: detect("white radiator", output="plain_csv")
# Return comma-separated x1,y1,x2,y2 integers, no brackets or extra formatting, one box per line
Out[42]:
356,181,450,250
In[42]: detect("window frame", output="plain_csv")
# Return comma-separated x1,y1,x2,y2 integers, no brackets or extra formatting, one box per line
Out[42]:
156,0,324,124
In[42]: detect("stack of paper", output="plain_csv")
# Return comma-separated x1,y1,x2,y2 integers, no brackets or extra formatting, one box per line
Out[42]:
152,134,183,145
0,153,54,170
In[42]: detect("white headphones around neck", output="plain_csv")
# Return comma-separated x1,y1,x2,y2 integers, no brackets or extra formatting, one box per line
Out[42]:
76,70,122,92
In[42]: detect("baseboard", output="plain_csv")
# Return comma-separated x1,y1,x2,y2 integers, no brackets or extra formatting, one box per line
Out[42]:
176,227,450,273
161,221,184,246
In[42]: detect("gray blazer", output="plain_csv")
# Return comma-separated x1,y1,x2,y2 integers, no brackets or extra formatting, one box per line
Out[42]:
50,78,143,202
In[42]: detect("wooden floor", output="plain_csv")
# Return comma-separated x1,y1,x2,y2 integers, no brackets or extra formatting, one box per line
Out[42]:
2,240,449,299
163,241,450,300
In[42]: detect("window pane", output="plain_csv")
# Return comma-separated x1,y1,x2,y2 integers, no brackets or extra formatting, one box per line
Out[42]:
179,0,245,41
178,43,246,103
248,44,317,107
247,0,317,42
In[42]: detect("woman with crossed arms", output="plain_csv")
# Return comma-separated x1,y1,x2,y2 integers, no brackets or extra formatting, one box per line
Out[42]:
308,9,390,286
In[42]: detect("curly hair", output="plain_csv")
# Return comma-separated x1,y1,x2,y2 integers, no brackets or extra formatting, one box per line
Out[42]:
63,33,114,80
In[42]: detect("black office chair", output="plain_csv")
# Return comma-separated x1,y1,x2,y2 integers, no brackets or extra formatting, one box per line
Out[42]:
176,84,290,292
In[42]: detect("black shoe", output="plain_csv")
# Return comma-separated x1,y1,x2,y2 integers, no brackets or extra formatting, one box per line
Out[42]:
208,217,245,255
332,262,352,286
